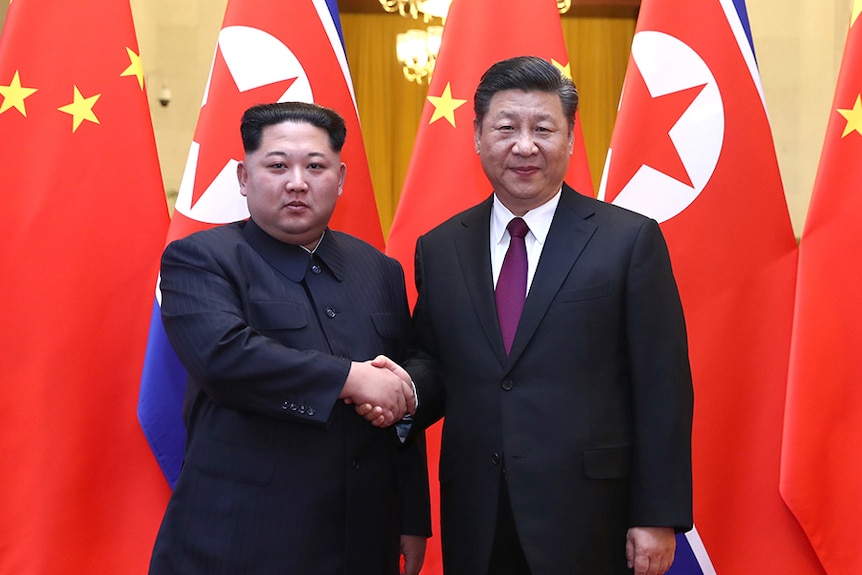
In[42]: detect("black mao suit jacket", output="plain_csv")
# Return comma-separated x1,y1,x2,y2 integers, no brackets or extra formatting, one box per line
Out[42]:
148,220,430,575
408,185,693,575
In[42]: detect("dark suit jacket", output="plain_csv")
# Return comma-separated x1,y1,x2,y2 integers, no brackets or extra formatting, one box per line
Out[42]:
408,185,693,575
149,220,431,575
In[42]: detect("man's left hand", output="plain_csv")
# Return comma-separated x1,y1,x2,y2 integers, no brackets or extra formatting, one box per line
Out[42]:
400,534,427,575
626,526,676,575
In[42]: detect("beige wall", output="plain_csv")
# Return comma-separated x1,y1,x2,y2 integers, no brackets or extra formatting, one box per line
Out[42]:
747,0,852,235
2,1,855,236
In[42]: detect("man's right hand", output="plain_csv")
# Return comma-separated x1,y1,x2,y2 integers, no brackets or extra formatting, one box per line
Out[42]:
341,358,415,427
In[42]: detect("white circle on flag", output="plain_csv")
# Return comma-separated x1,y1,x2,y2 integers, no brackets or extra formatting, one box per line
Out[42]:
175,26,314,224
598,31,724,223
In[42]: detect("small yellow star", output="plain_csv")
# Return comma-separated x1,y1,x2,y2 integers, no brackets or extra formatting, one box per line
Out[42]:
552,59,572,81
852,0,861,27
121,47,146,90
0,71,38,116
58,86,101,132
837,94,862,138
427,82,467,127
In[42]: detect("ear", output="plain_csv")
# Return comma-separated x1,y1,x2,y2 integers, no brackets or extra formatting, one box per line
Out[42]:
473,120,481,154
337,162,346,197
237,161,249,197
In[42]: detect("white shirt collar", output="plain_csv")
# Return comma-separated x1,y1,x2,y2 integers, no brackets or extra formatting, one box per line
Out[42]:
492,189,562,246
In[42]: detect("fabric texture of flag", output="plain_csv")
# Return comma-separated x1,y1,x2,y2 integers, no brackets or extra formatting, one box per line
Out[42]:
781,3,862,574
0,0,172,572
137,0,382,487
598,0,823,573
384,0,592,572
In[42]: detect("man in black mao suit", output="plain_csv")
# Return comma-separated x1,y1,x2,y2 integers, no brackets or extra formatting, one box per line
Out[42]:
148,102,430,575
405,57,693,575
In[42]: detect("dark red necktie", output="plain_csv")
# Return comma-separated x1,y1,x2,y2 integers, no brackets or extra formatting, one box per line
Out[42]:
496,218,529,354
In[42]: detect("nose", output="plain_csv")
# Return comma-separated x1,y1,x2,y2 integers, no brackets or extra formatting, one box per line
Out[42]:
285,167,309,192
512,129,538,156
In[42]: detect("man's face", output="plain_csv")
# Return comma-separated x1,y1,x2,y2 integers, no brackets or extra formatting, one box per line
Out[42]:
474,89,574,216
237,121,345,247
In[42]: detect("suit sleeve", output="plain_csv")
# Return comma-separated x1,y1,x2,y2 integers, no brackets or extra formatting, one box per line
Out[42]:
404,235,446,433
625,219,694,532
159,236,349,426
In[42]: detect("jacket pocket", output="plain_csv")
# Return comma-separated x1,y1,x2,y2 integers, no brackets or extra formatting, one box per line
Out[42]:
248,300,308,330
556,281,614,303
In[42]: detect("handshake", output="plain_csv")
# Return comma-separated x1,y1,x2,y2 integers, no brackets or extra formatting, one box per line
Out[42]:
340,355,416,427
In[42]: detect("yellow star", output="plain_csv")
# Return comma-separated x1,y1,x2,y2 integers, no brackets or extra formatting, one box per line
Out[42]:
121,47,145,90
552,59,572,81
0,70,38,116
852,0,861,27
58,86,101,132
427,82,467,127
837,94,862,138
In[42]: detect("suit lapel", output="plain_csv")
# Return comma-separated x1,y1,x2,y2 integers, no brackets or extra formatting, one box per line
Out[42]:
506,186,597,365
453,197,509,363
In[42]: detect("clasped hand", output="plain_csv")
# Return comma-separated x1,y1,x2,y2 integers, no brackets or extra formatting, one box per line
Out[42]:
340,355,415,427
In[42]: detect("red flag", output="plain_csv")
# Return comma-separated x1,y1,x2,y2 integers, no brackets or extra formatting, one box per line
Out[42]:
599,1,822,573
163,0,382,247
781,4,862,573
385,1,592,573
0,0,172,572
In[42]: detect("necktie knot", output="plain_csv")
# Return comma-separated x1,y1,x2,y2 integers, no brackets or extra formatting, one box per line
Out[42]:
507,217,529,240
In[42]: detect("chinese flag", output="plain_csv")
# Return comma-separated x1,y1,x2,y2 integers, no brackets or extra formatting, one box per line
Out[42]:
0,0,171,573
137,0,381,487
385,1,592,573
781,3,862,574
599,0,822,574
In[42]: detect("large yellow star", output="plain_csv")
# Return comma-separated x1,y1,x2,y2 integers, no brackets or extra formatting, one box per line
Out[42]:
838,94,862,138
121,47,145,90
58,86,101,132
427,82,467,127
0,70,38,116
552,59,572,81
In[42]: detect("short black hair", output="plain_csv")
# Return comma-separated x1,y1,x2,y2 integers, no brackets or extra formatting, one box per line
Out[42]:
474,56,579,129
240,101,347,153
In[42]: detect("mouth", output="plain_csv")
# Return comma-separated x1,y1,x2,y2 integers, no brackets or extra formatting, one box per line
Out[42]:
511,166,540,176
284,201,308,211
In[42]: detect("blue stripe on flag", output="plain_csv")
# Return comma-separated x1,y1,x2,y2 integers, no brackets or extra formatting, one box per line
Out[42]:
137,299,187,487
730,0,755,56
667,533,705,575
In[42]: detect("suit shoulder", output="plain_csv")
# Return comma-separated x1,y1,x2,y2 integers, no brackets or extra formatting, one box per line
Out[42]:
328,230,403,268
165,221,245,253
564,188,657,230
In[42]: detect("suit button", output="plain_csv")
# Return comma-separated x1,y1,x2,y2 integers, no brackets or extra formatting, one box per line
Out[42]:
281,401,290,410
325,307,337,318
353,461,360,471
491,453,501,465
307,407,315,416
311,264,322,274
501,379,513,391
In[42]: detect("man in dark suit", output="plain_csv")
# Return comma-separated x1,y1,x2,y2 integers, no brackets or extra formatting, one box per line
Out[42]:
148,102,430,575
402,56,693,575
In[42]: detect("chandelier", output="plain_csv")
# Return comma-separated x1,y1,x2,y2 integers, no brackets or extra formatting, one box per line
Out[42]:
383,0,572,84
